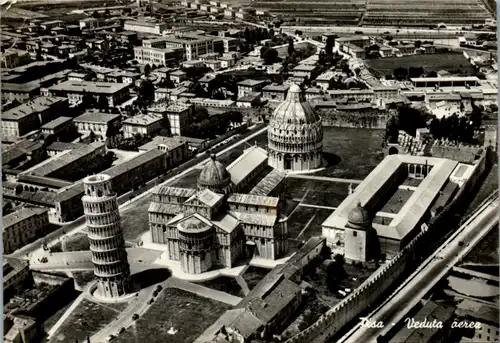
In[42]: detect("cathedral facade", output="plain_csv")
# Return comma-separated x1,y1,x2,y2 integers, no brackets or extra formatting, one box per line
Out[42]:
149,147,288,274
268,84,324,172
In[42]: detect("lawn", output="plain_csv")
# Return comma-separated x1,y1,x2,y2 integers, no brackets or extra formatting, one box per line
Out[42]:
196,276,245,298
43,296,78,335
287,178,352,208
73,271,96,290
120,193,153,243
49,298,120,343
286,206,332,241
241,266,269,291
379,188,414,214
114,288,230,343
51,232,89,252
364,53,475,78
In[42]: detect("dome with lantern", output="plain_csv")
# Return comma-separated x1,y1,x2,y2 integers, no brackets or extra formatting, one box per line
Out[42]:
346,202,371,230
197,154,232,194
267,84,323,172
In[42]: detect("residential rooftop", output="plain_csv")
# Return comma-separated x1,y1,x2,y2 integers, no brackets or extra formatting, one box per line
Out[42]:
4,207,48,229
48,80,130,94
74,112,121,124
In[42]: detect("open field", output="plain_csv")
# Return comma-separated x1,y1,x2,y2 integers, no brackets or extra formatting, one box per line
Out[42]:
365,52,475,78
241,266,269,290
286,178,352,207
114,288,230,343
287,206,332,241
196,276,245,298
120,193,153,243
49,298,120,343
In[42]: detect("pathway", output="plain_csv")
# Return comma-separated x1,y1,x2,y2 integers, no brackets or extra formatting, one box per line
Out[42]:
47,293,86,338
287,174,363,184
296,213,317,239
235,275,251,296
166,278,242,306
452,266,500,282
299,203,336,210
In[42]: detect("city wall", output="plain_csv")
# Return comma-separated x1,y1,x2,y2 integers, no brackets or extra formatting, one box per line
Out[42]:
284,152,490,343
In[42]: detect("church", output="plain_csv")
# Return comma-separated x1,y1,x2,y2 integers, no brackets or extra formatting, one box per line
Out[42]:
148,85,326,274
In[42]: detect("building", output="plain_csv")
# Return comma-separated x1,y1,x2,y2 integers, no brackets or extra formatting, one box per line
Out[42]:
169,70,188,84
268,84,324,172
133,46,184,66
82,174,131,299
3,207,49,254
389,301,455,343
262,84,290,102
316,71,336,91
1,49,31,69
149,148,288,274
160,33,224,61
148,102,193,135
484,125,498,151
322,154,463,261
2,140,45,170
79,17,99,30
3,258,31,301
411,76,480,89
19,141,105,180
154,88,171,102
74,112,121,140
4,314,38,343
456,299,499,342
124,20,167,35
139,135,190,166
40,116,74,138
2,96,69,138
236,93,261,108
46,80,130,107
122,113,164,138
237,79,268,98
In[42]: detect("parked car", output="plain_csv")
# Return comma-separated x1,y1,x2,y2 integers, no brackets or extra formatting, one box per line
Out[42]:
156,285,163,291
132,314,139,320
107,335,115,342
118,327,125,334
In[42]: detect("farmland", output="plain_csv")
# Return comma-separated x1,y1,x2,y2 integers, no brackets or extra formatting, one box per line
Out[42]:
364,52,475,78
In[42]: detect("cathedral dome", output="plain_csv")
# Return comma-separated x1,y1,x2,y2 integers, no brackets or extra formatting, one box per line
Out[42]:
178,216,211,234
270,84,320,127
197,154,231,193
347,202,371,229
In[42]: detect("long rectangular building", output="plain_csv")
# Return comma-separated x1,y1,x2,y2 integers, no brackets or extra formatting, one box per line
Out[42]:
322,154,460,260
45,80,130,107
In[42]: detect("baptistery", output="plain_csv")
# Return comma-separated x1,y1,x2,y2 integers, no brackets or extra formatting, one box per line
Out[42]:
268,84,323,172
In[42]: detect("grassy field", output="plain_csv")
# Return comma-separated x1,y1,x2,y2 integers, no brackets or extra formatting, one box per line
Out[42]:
380,188,414,214
287,206,332,241
49,298,120,343
196,276,245,298
114,288,230,343
120,193,153,243
462,227,499,265
241,266,269,291
286,178,352,207
365,52,475,78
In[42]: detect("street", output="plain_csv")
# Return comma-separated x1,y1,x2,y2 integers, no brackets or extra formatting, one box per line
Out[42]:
337,195,499,343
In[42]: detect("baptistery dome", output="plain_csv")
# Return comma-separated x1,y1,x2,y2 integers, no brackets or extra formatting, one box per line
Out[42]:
268,84,323,172
197,154,232,194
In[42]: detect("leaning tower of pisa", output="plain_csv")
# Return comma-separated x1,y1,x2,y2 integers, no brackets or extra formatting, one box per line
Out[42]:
82,174,131,299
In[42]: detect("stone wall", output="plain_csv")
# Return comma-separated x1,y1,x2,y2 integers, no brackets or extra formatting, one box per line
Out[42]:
318,110,389,129
284,152,490,343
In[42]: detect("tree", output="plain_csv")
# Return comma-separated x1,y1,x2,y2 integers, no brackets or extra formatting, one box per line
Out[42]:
287,39,295,56
325,36,335,55
137,79,155,103
385,116,399,143
427,71,438,77
398,105,426,136
97,95,109,110
393,67,408,81
144,64,151,77
408,66,424,79
262,47,278,65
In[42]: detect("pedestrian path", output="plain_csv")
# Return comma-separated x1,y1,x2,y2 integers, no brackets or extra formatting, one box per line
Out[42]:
235,275,250,296
167,278,242,306
47,293,86,338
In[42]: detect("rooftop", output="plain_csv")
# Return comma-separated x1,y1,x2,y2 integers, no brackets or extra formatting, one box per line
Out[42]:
249,169,286,196
2,97,67,121
139,136,186,151
41,116,73,130
226,145,268,187
123,113,162,126
48,80,130,94
74,112,120,124
262,84,290,92
411,76,480,83
4,207,48,229
103,149,166,179
237,79,267,87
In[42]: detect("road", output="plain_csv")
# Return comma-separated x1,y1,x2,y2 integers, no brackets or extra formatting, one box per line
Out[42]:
336,194,499,343
9,124,269,261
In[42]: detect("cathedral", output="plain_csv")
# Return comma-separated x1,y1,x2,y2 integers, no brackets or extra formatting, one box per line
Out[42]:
148,85,325,274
